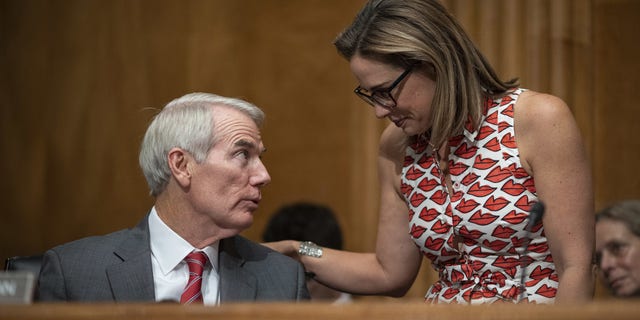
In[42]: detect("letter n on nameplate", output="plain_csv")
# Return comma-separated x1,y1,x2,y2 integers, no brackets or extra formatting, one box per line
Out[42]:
0,272,35,304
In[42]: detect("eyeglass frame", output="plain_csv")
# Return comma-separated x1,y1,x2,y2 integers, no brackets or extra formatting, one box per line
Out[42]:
353,64,416,109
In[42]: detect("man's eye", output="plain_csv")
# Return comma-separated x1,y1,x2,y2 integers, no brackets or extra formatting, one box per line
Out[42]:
611,244,621,254
236,150,249,159
608,242,626,256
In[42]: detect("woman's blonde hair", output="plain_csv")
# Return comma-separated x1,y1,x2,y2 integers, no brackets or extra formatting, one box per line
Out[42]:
334,0,518,147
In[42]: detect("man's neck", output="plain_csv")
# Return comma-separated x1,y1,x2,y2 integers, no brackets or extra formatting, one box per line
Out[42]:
154,195,225,249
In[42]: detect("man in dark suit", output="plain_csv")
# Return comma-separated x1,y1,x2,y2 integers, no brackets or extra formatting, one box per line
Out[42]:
37,92,310,304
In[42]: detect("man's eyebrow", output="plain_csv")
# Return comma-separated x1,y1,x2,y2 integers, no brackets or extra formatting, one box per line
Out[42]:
234,139,256,149
234,139,266,153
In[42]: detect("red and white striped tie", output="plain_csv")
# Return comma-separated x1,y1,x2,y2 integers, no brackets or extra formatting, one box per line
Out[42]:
180,251,208,304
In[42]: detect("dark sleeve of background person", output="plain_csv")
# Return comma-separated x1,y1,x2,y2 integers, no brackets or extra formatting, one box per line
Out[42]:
262,202,343,250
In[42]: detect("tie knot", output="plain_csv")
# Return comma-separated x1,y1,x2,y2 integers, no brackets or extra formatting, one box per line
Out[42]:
185,251,208,274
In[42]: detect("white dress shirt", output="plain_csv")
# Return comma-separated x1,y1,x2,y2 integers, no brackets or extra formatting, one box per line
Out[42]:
148,207,220,305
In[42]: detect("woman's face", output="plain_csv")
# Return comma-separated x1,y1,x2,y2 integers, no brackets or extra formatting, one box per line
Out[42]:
595,218,640,297
349,54,436,136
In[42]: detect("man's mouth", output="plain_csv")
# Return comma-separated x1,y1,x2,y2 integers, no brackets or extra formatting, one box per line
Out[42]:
609,276,626,290
245,196,261,209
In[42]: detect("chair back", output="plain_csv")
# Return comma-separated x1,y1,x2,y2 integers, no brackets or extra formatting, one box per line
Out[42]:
4,255,43,276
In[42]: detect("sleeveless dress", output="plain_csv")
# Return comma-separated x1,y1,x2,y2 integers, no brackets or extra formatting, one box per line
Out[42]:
401,88,557,304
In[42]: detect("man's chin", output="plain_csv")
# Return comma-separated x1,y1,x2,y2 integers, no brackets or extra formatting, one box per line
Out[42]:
236,214,254,230
613,285,640,298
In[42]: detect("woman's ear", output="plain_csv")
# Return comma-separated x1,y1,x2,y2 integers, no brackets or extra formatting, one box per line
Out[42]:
167,147,193,188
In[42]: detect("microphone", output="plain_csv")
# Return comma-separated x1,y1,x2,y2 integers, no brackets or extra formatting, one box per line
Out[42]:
526,201,545,233
518,201,545,302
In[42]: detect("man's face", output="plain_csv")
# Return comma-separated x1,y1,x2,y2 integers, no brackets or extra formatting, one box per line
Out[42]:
595,218,640,297
188,106,270,234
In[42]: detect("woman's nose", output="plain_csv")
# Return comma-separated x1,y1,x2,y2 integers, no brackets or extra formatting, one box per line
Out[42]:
373,104,392,119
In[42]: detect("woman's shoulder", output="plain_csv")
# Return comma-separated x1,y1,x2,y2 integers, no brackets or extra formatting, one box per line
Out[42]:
517,89,566,106
514,89,573,132
513,89,580,171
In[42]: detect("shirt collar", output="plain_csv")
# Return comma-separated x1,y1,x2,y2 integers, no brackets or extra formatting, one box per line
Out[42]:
148,207,219,276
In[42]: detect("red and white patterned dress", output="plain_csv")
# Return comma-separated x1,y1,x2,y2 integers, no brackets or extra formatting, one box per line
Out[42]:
401,88,557,304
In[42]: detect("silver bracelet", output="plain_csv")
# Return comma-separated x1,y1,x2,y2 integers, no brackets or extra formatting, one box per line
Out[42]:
298,241,323,258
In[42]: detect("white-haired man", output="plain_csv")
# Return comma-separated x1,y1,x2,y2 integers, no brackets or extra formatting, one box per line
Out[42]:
38,92,310,304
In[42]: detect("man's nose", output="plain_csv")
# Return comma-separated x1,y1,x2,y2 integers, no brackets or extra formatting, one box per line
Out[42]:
251,160,271,188
599,252,616,275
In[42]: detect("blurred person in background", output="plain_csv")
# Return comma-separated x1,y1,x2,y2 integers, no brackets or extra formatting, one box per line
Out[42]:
263,202,352,303
595,200,640,298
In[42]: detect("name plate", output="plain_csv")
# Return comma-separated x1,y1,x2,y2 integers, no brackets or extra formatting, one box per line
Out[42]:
0,271,35,304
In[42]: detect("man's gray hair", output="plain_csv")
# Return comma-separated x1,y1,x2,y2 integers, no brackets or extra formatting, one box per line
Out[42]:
139,92,265,196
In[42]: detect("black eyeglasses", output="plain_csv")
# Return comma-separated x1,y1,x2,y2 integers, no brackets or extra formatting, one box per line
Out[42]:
354,64,415,109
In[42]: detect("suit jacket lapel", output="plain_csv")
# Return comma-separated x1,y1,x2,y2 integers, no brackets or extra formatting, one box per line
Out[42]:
219,237,257,302
102,218,259,302
106,217,156,302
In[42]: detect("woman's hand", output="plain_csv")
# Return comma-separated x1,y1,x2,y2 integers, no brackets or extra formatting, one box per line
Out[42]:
262,240,300,260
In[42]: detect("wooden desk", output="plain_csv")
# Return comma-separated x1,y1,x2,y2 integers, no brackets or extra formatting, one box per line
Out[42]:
0,301,638,320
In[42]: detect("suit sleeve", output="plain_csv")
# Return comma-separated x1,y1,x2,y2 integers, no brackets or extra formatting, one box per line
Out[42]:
37,249,68,301
295,262,311,301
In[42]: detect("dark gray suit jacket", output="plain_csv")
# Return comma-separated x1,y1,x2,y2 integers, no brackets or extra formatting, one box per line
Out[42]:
37,216,310,302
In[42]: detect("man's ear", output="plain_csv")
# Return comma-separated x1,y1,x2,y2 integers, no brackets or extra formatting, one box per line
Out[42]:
167,147,193,188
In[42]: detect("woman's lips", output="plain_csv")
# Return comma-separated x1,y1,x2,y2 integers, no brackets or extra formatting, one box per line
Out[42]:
391,117,406,128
